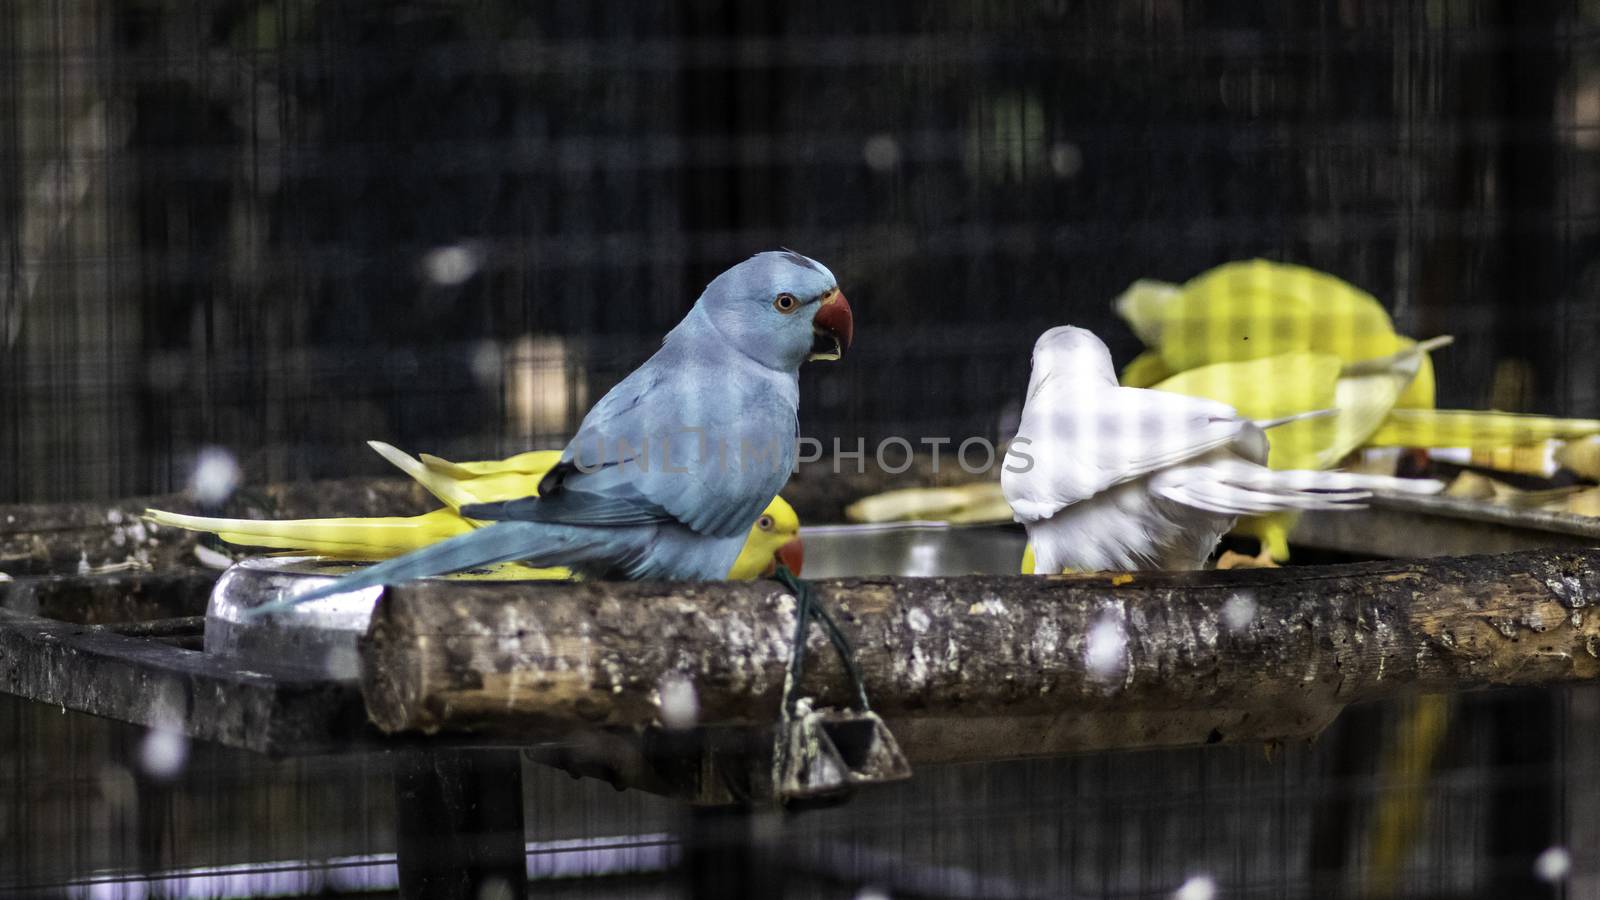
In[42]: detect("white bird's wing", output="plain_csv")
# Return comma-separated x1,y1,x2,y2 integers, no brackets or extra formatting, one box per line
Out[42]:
1002,384,1253,521
1149,456,1444,516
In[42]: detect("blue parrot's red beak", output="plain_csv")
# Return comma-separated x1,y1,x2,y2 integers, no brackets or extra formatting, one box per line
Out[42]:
766,536,805,577
809,289,853,361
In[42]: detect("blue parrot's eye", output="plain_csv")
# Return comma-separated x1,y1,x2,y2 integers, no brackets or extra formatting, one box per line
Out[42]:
773,293,799,313
757,515,775,530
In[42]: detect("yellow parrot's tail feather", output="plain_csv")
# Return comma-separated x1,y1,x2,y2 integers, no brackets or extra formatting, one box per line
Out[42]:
424,449,563,477
143,508,472,558
416,454,481,479
367,441,482,511
1367,409,1600,450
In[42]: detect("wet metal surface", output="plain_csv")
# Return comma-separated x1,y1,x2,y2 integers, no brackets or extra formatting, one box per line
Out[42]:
798,522,1028,578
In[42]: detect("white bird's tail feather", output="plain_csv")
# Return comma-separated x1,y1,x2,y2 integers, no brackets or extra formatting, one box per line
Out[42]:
1152,458,1444,517
1253,408,1337,430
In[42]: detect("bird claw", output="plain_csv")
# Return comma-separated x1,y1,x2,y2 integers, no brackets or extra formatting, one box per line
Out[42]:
1216,547,1279,569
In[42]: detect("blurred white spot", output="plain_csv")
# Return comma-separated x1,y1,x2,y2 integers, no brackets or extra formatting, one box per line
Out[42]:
1535,846,1571,882
1085,617,1127,680
194,545,234,570
1174,874,1217,900
188,447,241,505
129,521,149,545
657,674,699,730
905,541,940,577
106,509,124,525
862,134,900,171
1222,593,1257,632
422,244,481,286
907,608,931,633
139,728,189,780
1049,142,1084,178
77,552,90,575
470,340,503,387
476,876,514,900
854,887,891,900
0,572,12,583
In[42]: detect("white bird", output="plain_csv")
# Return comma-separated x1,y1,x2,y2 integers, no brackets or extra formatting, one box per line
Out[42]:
1001,326,1444,574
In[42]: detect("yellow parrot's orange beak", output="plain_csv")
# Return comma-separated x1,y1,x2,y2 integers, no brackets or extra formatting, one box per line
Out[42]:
765,537,805,577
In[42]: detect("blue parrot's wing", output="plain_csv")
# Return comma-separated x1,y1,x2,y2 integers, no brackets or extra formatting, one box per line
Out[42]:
465,349,796,539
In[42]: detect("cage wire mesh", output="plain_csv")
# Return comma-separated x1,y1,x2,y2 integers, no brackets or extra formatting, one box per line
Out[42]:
3,0,1600,897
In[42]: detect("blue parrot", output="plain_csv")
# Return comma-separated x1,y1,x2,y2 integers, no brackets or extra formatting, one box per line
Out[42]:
244,251,853,618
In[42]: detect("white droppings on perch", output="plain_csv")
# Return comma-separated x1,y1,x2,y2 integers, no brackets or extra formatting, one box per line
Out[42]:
656,674,700,730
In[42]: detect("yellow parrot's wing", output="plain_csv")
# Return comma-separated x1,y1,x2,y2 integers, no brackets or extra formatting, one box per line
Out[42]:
1152,352,1341,470
1317,336,1454,468
1152,259,1405,372
1119,350,1172,389
144,507,472,558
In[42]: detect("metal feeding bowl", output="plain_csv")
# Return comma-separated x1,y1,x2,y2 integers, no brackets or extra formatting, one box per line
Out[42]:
204,524,1029,678
205,557,388,679
792,522,1026,578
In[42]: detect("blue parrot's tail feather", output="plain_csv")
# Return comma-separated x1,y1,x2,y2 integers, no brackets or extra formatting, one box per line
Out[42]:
240,522,606,619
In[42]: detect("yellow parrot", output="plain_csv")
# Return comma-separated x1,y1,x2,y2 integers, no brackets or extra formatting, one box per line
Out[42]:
1113,259,1600,455
1114,259,1439,410
146,441,804,580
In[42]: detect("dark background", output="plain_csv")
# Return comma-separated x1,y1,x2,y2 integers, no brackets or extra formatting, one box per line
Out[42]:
5,1,1597,503
3,1,1599,897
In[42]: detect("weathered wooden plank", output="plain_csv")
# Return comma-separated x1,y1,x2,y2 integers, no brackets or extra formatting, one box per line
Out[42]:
0,477,436,577
0,608,368,755
0,571,218,624
359,548,1600,761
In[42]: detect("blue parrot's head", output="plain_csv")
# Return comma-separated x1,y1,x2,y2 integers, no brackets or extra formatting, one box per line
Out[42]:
698,250,853,371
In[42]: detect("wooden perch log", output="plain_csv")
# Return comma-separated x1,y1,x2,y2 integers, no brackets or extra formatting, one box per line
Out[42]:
360,547,1600,762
